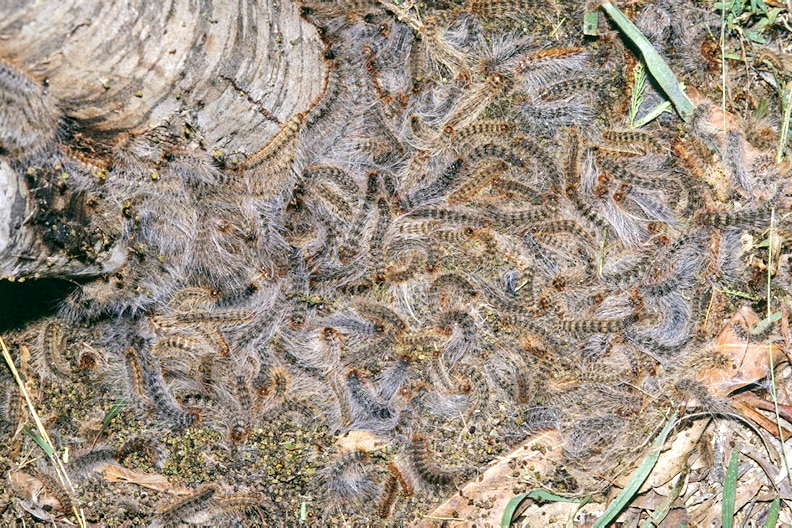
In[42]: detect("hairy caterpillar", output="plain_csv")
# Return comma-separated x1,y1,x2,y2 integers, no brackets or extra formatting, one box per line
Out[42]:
149,483,221,528
409,433,456,486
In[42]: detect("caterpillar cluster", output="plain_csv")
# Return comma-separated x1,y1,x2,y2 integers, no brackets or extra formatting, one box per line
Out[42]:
1,0,789,525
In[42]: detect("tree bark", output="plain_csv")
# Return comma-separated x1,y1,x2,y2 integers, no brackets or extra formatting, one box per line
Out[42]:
0,0,324,278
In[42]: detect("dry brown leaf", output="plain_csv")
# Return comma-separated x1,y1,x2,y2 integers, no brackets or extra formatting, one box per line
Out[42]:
8,469,64,512
631,419,709,494
334,429,391,453
697,306,782,397
687,87,791,202
511,500,590,528
101,464,187,494
17,344,32,379
690,468,764,527
419,430,564,527
732,398,792,439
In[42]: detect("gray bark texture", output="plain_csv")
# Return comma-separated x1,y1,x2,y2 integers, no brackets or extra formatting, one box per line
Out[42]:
0,0,323,278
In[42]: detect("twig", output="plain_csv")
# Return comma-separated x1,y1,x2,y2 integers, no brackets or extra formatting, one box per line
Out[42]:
0,336,87,528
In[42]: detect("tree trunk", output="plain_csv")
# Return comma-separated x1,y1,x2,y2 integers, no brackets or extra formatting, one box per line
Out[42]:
0,0,323,278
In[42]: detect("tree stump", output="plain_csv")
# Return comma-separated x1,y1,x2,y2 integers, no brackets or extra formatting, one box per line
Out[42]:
0,0,324,278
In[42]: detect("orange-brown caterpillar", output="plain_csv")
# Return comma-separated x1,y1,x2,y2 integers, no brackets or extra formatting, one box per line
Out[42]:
513,136,561,189
330,373,353,430
398,330,443,348
383,251,425,283
561,314,638,334
514,47,587,77
339,172,379,262
377,472,399,518
437,308,475,334
337,279,373,295
486,204,555,228
126,345,198,428
536,78,600,101
215,282,259,308
153,334,207,357
596,154,669,190
255,364,290,400
305,60,342,128
490,177,543,199
303,164,359,197
601,129,664,155
564,128,580,187
409,433,456,486
174,309,255,327
312,182,354,220
466,142,525,168
116,436,157,463
443,73,512,130
243,113,305,170
124,347,146,397
603,258,650,288
451,120,512,146
448,159,508,205
355,302,406,334
528,220,592,239
454,361,491,410
671,140,706,217
370,197,392,280
150,483,221,528
400,158,464,210
1,383,23,436
569,187,608,230
41,321,72,379
408,208,486,227
468,0,545,20
231,374,252,442
429,273,479,300
34,469,75,514
697,207,770,228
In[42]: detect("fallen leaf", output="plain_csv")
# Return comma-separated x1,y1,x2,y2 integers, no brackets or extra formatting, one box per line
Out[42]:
9,469,64,512
630,418,709,494
101,464,187,494
419,430,565,526
697,306,782,397
335,429,391,453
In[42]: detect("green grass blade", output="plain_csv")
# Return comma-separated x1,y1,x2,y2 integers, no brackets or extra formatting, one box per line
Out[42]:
722,449,739,528
633,101,673,128
762,497,780,528
501,493,529,528
599,1,694,121
583,9,599,36
592,412,678,528
629,63,646,127
102,398,127,428
752,311,781,335
777,82,792,163
23,425,56,457
638,469,686,528
501,489,583,527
